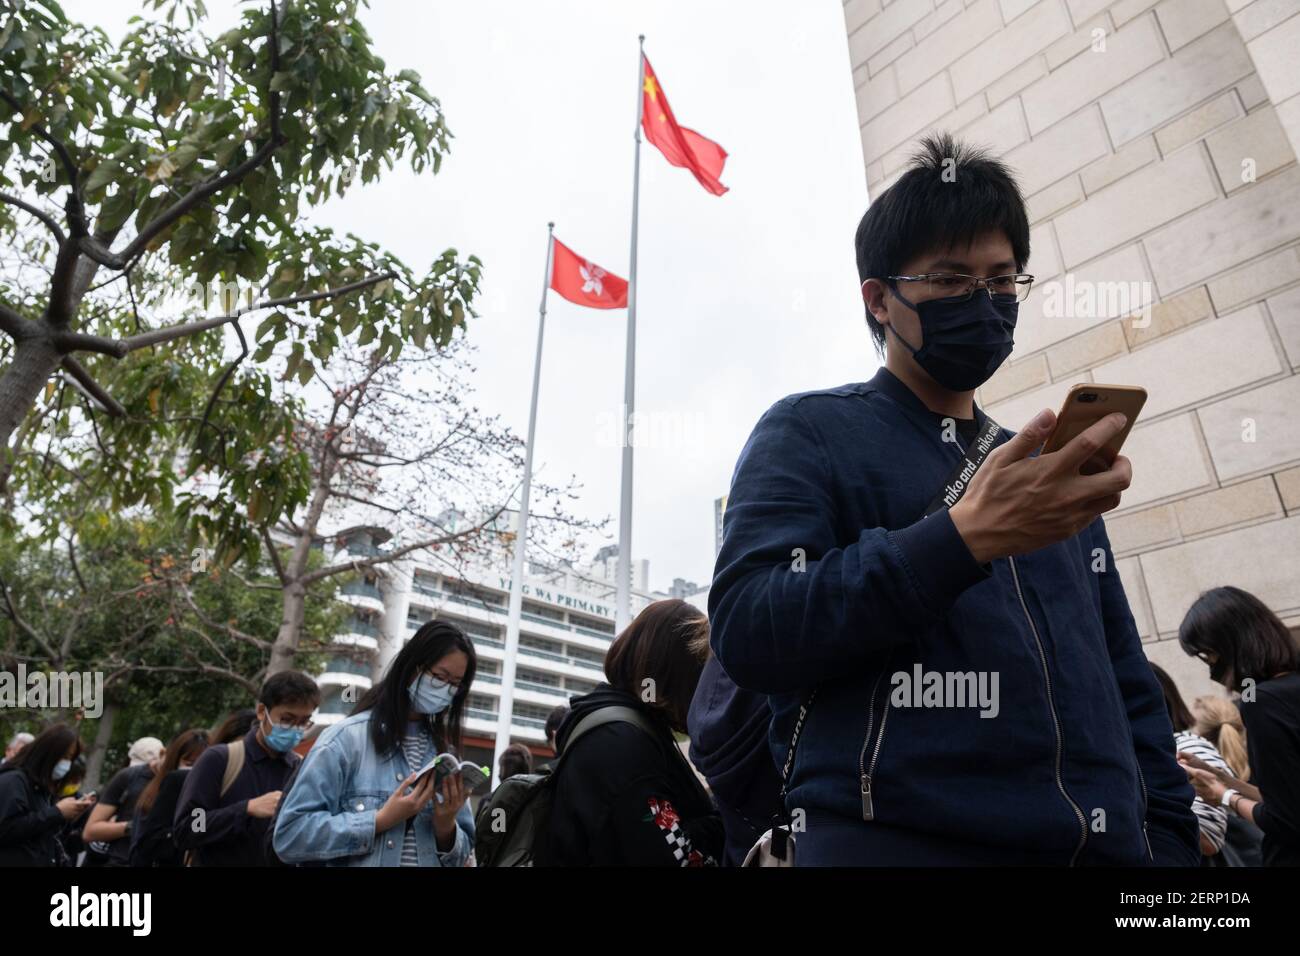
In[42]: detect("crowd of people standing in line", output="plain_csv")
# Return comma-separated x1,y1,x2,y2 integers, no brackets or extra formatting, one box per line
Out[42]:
0,585,1295,867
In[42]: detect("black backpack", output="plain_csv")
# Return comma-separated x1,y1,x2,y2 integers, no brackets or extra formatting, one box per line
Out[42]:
473,705,657,867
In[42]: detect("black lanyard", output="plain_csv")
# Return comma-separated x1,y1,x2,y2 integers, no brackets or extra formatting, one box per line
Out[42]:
922,415,1002,518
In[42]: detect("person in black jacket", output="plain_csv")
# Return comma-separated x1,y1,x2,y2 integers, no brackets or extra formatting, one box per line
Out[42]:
0,724,96,866
547,599,723,866
172,671,319,866
1178,586,1300,867
56,756,92,864
687,656,782,865
129,728,210,867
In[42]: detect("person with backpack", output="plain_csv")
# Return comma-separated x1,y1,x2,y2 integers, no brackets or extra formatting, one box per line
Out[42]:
272,621,476,867
707,133,1198,866
129,729,210,867
81,735,164,866
543,599,723,867
497,743,533,783
172,671,319,866
0,723,96,867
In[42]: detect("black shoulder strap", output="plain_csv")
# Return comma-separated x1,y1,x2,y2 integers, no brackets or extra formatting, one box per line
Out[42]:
555,705,659,771
774,413,1002,842
922,414,1002,518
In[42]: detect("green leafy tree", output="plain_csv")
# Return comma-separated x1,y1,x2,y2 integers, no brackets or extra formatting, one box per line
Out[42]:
0,0,482,568
0,509,345,786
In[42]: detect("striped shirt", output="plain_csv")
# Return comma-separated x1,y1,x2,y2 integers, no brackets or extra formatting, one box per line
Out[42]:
1175,731,1230,853
399,723,433,867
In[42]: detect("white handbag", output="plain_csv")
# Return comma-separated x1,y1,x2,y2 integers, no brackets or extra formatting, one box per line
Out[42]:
741,691,815,868
742,826,796,867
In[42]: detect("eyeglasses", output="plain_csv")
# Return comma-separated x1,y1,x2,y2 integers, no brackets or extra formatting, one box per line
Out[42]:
887,273,1036,302
267,715,315,732
425,668,462,692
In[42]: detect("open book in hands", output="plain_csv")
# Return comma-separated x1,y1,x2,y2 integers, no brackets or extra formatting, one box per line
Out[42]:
413,753,490,796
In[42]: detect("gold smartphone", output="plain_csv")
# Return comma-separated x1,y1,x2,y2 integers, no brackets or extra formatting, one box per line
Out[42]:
1041,383,1147,474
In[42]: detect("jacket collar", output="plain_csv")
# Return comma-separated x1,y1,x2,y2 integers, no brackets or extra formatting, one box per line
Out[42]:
868,365,995,434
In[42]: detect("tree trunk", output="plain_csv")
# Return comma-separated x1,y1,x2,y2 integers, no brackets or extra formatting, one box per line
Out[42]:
0,336,62,487
268,581,307,676
83,698,118,792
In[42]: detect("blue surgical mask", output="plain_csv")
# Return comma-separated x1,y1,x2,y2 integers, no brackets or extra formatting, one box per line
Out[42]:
52,759,72,781
408,674,455,715
262,717,305,753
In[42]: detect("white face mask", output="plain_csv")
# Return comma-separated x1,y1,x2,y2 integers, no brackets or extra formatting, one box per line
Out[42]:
52,759,72,781
408,674,455,715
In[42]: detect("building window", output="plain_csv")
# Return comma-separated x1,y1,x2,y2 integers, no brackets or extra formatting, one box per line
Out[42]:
523,600,565,622
520,635,562,656
570,613,614,635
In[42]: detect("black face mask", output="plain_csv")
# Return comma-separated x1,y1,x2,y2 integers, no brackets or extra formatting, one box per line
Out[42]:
887,285,1018,392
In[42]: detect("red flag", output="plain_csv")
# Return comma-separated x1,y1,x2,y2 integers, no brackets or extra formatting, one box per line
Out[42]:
549,236,628,309
641,54,728,196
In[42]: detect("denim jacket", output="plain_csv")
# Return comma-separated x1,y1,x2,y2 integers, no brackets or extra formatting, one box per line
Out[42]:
273,710,473,867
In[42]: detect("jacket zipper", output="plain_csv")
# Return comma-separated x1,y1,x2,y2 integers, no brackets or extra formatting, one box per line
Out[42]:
858,667,891,821
1136,762,1154,862
1009,554,1089,865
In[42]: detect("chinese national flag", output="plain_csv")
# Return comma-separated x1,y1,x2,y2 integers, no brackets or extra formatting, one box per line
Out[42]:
641,54,728,196
549,236,628,309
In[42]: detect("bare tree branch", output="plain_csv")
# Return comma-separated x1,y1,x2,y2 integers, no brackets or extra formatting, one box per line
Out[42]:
0,191,66,246
0,301,35,340
59,355,126,417
0,571,59,662
260,525,288,586
301,507,509,586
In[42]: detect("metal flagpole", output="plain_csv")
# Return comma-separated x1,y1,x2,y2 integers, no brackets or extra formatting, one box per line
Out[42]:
493,222,554,785
616,36,646,636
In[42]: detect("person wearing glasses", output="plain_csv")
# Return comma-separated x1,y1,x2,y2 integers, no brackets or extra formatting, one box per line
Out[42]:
1177,586,1300,867
705,132,1198,866
172,671,320,866
272,621,476,867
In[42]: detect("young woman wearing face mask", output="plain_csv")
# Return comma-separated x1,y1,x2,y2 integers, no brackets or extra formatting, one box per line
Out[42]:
128,729,210,867
0,723,96,866
273,620,478,866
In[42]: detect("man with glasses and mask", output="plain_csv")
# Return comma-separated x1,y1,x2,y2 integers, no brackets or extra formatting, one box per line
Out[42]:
173,671,320,866
706,133,1198,866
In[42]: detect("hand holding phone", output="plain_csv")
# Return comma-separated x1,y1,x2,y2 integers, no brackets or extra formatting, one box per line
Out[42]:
949,403,1137,563
1041,384,1147,475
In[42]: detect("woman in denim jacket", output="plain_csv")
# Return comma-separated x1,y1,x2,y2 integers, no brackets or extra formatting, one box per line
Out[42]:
274,621,477,866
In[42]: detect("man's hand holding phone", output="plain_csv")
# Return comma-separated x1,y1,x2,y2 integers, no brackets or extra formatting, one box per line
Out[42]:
950,408,1133,564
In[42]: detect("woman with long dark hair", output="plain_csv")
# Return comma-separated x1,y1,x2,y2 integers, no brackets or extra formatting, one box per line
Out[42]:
210,709,257,745
545,599,723,866
274,620,478,866
1178,586,1300,867
0,724,95,866
128,729,210,866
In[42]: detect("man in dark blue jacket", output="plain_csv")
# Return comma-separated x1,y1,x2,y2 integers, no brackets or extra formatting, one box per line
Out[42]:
707,132,1198,866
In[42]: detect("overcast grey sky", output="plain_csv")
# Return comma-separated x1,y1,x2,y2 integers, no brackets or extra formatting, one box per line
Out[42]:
63,0,873,592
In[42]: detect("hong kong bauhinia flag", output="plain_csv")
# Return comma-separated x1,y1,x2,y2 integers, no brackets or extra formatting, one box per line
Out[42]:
549,236,628,309
641,54,728,196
